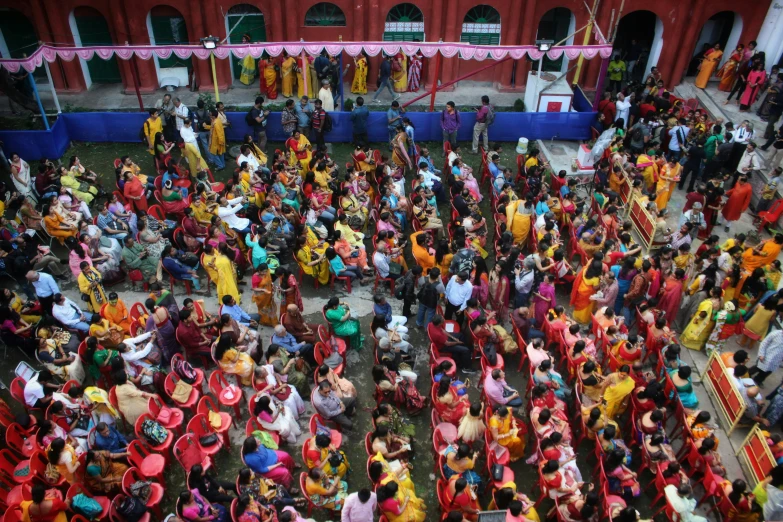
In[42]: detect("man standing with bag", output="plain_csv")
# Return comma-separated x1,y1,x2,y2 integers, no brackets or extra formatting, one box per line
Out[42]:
472,95,492,154
248,96,270,152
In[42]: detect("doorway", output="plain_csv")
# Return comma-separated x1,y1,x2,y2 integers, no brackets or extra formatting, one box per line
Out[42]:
612,10,661,84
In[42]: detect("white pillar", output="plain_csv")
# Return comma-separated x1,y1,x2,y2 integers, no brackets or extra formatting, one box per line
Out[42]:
757,1,783,71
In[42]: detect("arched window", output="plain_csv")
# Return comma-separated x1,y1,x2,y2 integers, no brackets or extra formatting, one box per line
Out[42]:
461,5,501,45
383,3,424,42
305,3,346,26
226,4,266,81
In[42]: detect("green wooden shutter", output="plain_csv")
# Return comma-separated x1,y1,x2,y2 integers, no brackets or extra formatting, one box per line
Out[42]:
74,14,121,83
0,10,45,79
150,15,191,69
227,14,266,80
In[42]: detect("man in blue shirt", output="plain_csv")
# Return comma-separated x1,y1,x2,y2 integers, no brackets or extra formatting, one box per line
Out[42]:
419,147,442,176
26,270,60,314
93,422,129,456
386,100,404,144
161,248,205,294
294,96,313,135
271,325,315,365
372,54,397,103
488,152,501,179
350,96,370,148
220,295,259,327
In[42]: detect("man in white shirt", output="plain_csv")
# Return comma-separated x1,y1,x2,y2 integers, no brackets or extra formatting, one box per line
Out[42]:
318,79,335,112
173,97,189,131
52,293,94,332
732,121,753,144
668,118,690,162
23,370,57,409
615,92,631,128
417,161,445,201
372,243,395,279
734,142,760,186
217,196,252,234
444,271,474,323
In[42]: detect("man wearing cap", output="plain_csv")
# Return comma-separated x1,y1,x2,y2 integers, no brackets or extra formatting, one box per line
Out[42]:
318,79,335,111
679,202,707,239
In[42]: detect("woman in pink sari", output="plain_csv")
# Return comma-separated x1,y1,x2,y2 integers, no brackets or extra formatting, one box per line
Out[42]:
533,274,556,325
407,52,423,92
740,63,767,111
488,263,510,322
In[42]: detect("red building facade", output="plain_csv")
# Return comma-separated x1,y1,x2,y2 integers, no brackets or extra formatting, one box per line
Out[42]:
0,0,770,96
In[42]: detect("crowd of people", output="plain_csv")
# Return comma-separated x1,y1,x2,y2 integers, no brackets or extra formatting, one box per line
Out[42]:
2,51,783,522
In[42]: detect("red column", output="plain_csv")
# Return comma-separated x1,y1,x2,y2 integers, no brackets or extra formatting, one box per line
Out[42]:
669,0,707,87
121,0,158,94
424,0,445,88
284,2,298,41
494,1,524,89
514,0,539,91
29,0,85,92
268,0,284,42
101,2,134,94
439,3,460,92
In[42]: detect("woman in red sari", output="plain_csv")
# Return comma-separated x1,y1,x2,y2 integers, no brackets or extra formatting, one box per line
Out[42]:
276,267,303,312
445,476,481,522
699,186,724,240
122,170,148,212
541,459,583,501
533,274,557,326
570,261,602,324
657,268,686,322
434,376,469,425
488,262,510,322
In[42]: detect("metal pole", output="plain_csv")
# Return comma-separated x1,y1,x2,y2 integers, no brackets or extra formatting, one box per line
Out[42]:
535,56,544,112
573,0,601,85
210,53,220,103
405,56,511,109
428,52,442,112
338,52,344,111
43,61,61,114
28,70,49,130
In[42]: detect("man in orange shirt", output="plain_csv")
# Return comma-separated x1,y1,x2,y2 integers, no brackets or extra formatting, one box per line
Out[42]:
411,231,435,270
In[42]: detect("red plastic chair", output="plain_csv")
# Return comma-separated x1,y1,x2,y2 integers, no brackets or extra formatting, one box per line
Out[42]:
186,414,223,456
308,414,342,448
29,450,63,487
0,449,32,485
147,205,166,222
314,342,344,376
127,439,165,485
134,413,174,460
5,423,39,459
110,494,151,522
9,379,40,417
173,433,212,474
147,396,185,435
108,386,128,431
198,396,234,447
66,483,111,520
208,370,244,421
757,199,783,231
329,273,352,294
164,373,200,416
244,418,281,446
317,325,347,356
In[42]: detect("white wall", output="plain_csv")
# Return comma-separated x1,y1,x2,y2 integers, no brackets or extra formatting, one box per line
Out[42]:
643,17,664,80
68,11,92,90
720,14,744,68
757,1,783,71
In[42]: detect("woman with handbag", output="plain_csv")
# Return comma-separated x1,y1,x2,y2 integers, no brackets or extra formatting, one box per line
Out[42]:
179,488,229,522
303,433,349,478
265,344,310,398
252,393,302,445
254,363,305,419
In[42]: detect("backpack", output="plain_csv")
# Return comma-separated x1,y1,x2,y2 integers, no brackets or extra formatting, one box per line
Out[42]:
245,108,257,127
71,494,103,519
322,112,333,133
417,281,439,308
173,358,198,384
139,121,149,144
486,104,496,126
195,109,210,132
130,480,152,503
631,125,644,143
140,419,168,446
117,496,147,522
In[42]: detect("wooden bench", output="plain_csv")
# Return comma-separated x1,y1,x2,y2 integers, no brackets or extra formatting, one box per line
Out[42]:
628,197,656,254
736,424,777,485
702,352,747,436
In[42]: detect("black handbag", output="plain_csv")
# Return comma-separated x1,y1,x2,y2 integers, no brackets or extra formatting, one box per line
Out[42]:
199,434,220,447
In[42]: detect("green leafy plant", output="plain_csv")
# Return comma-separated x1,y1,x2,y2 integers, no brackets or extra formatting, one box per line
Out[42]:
343,98,354,111
513,99,525,112
197,93,216,112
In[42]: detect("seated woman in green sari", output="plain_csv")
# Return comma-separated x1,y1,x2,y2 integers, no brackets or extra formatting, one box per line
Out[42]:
372,402,415,439
668,366,699,410
324,297,364,350
85,336,121,382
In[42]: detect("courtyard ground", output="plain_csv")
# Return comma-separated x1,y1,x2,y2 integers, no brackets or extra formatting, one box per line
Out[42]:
0,133,776,521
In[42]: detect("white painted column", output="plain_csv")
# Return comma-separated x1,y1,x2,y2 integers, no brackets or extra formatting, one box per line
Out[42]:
757,1,783,71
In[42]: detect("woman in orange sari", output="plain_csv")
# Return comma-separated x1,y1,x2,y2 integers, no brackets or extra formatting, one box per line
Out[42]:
695,44,723,89
717,44,744,92
742,235,783,273
101,293,132,335
656,160,681,211
259,55,278,99
570,261,603,325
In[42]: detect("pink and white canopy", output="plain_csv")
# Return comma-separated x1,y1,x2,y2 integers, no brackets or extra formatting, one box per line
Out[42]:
0,41,613,73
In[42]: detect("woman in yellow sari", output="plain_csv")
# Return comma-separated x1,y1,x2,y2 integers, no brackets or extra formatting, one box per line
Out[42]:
489,406,525,461
202,244,219,290
214,247,241,304
370,452,419,499
656,160,681,210
239,35,257,86
392,53,407,93
183,134,208,173
5,290,41,325
351,53,368,94
88,316,124,349
260,55,277,99
280,52,296,97
286,131,312,169
214,335,255,385
206,109,226,167
570,261,603,324
717,45,744,92
378,480,426,522
602,365,635,419
296,56,309,98
636,150,658,191
742,236,783,272
695,44,723,89
251,263,277,326
680,287,723,350
505,199,533,247
21,484,69,522
295,236,330,285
